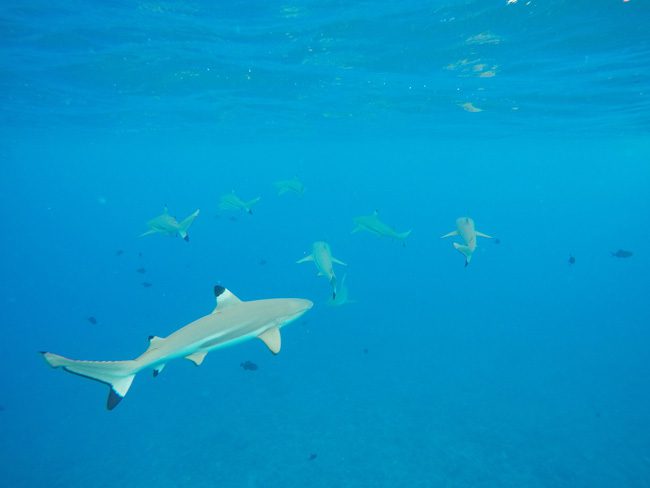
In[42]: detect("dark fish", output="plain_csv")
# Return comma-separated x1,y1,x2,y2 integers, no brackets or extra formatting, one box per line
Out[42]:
308,453,317,461
229,216,238,222
142,282,153,288
138,252,143,258
494,238,501,245
240,360,258,371
87,316,98,325
363,348,369,354
611,249,633,258
259,259,267,266
136,267,146,274
568,255,575,265
115,250,124,256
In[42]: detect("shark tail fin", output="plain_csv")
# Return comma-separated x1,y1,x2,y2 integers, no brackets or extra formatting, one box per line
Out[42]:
453,242,472,266
178,209,200,241
330,275,337,300
40,352,138,410
246,197,261,213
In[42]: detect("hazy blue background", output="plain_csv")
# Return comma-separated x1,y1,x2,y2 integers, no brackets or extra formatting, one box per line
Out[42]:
1,1,649,487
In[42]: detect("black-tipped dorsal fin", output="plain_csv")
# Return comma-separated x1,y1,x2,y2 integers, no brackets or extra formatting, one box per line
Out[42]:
213,285,242,312
146,335,165,352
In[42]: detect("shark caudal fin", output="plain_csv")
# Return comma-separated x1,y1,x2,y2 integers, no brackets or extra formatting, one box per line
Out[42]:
453,242,473,266
178,209,200,241
40,352,138,410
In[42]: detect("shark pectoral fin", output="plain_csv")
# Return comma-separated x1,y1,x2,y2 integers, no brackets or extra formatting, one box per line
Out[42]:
476,231,492,239
332,257,348,266
213,285,242,312
351,226,362,234
258,327,281,354
441,230,458,238
296,254,314,264
153,364,166,377
185,351,207,366
317,271,325,276
178,209,200,240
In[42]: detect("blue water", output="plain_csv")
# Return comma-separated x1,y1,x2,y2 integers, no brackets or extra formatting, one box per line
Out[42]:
1,1,650,487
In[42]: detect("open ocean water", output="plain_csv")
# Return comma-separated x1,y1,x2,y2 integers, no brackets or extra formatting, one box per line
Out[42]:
1,1,649,487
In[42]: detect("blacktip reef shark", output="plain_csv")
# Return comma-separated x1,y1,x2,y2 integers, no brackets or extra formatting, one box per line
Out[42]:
441,217,492,266
353,210,412,243
274,177,305,196
41,286,313,410
219,190,261,214
297,241,347,299
140,206,200,242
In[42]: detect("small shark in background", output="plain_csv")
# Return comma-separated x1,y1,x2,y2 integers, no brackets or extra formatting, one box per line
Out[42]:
441,217,492,266
140,207,200,242
353,210,412,242
611,249,633,258
327,273,355,307
297,241,347,299
274,177,305,196
219,191,261,214
41,286,313,410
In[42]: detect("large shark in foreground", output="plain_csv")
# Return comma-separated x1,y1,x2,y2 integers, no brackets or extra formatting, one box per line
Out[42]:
41,286,313,410
441,217,492,266
274,177,305,196
140,207,200,242
353,210,412,242
297,241,347,299
219,191,261,214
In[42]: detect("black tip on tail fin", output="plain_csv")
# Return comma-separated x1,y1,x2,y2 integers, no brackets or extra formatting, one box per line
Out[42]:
183,235,190,242
214,285,226,297
153,370,159,378
107,389,124,410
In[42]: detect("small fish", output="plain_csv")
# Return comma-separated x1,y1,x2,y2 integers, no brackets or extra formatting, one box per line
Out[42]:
259,259,267,266
363,348,369,354
240,360,258,371
87,316,98,325
138,252,143,258
568,255,575,265
136,267,146,274
142,282,153,288
494,238,501,245
308,453,317,461
115,250,124,256
611,249,633,258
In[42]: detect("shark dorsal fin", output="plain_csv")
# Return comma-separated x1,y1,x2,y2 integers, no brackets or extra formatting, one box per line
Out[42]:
373,209,379,216
185,351,207,366
146,335,165,352
213,285,242,312
258,327,281,354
